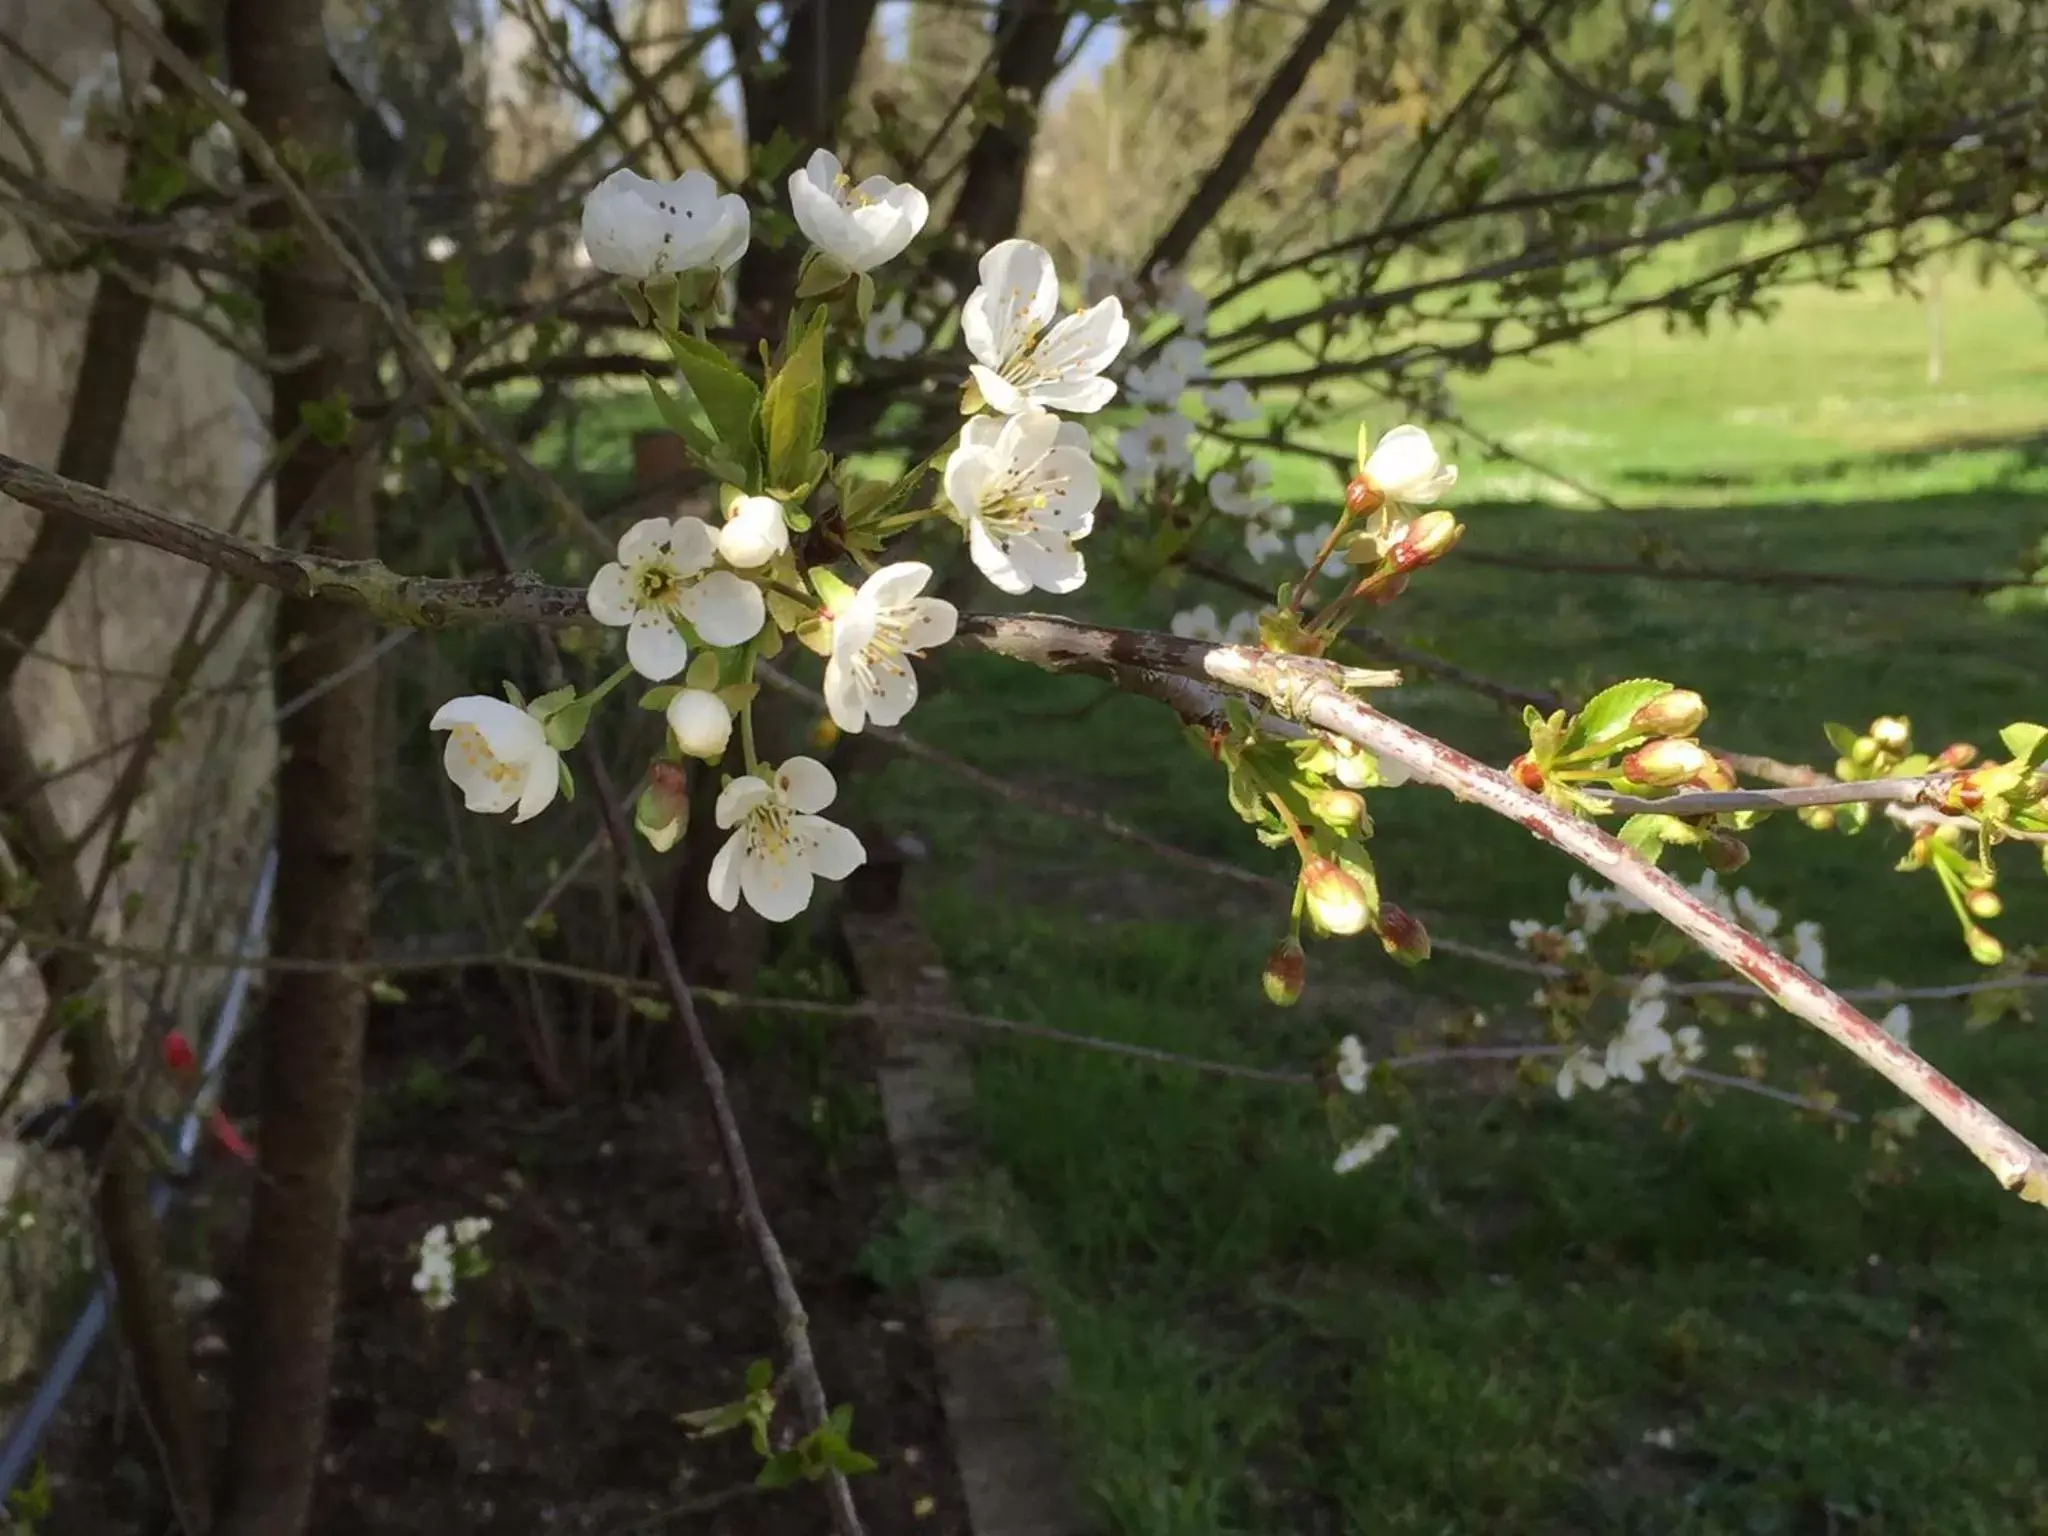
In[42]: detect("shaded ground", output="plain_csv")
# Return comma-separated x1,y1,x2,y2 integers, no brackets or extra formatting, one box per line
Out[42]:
31,954,969,1536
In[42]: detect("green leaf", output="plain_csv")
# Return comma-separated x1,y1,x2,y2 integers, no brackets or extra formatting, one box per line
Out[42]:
297,389,355,448
676,1401,749,1437
745,1359,774,1394
667,333,763,486
1999,721,2048,768
1617,812,1703,862
644,375,717,459
808,565,859,613
755,1451,804,1490
1823,721,1861,757
827,1443,878,1475
1561,678,1672,756
762,308,829,492
685,651,722,692
557,759,575,803
639,684,682,711
500,680,527,709
796,253,852,297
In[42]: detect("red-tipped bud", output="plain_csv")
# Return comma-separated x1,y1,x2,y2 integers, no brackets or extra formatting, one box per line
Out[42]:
635,762,692,852
1937,742,1979,769
162,1031,197,1077
1509,754,1545,792
1870,716,1912,755
1965,887,2004,920
1262,937,1306,1006
1966,925,2005,966
1692,753,1737,791
1391,510,1463,572
1301,858,1372,937
1622,738,1709,787
1703,832,1750,873
1377,903,1431,966
1344,474,1379,515
1310,788,1367,833
1945,775,1985,813
1630,688,1707,739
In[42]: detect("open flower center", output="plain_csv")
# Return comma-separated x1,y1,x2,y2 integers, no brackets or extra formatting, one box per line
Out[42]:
743,801,797,865
980,469,1059,542
633,558,681,609
451,725,519,787
832,173,877,211
850,611,915,691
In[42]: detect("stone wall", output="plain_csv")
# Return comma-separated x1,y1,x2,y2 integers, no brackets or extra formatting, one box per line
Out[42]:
0,3,277,1393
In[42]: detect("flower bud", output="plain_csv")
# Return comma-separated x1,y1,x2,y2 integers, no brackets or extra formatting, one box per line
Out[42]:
1377,903,1430,966
1310,787,1367,832
1508,754,1545,791
811,714,842,752
1900,832,1933,869
1692,753,1737,792
1302,858,1371,936
1622,737,1709,787
1262,937,1305,1006
1799,806,1837,831
1391,510,1463,572
1966,925,2005,966
1365,572,1409,607
635,761,691,853
1344,474,1379,515
1870,716,1912,755
1944,775,1985,813
1965,887,2003,919
1629,688,1707,739
1937,741,1978,769
1703,832,1750,873
1850,735,1879,766
666,688,733,760
717,494,790,569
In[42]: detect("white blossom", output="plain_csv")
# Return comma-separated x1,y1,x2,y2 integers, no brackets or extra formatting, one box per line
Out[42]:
580,167,750,280
587,515,766,680
1202,380,1259,423
1208,460,1273,519
1336,1035,1369,1095
717,494,790,571
707,757,866,922
864,292,926,360
1117,412,1196,483
1122,336,1206,407
1879,1003,1912,1046
1733,887,1781,936
1567,875,1647,934
429,695,561,823
1169,606,1257,645
1244,518,1289,563
787,148,928,272
1657,1024,1706,1083
425,233,459,262
1360,424,1457,509
1791,920,1827,979
412,1217,490,1313
1333,1124,1400,1174
944,409,1100,595
1510,919,1586,956
1555,1047,1609,1100
1294,523,1344,578
963,239,1128,415
666,689,733,759
1150,264,1210,334
824,561,958,733
1605,974,1675,1083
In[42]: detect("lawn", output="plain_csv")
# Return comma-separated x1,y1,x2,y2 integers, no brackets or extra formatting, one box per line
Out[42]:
836,269,2048,1532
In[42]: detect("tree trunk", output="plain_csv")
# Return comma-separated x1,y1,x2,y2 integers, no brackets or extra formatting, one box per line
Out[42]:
217,1,380,1531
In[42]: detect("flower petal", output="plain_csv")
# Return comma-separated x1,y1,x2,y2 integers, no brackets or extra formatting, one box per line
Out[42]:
797,816,867,882
626,611,690,681
665,515,719,574
617,516,675,565
775,755,837,814
823,654,868,734
902,597,957,650
967,518,1029,595
964,238,1058,370
861,561,933,610
678,569,766,646
740,847,815,923
442,732,518,814
512,751,560,823
715,774,773,828
586,563,636,626
1005,535,1086,595
707,830,745,911
430,694,546,762
860,659,918,728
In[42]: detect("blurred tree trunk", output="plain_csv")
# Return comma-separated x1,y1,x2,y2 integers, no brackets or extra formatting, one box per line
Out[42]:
217,0,380,1530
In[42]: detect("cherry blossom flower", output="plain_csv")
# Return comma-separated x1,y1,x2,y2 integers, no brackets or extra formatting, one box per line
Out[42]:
945,408,1101,595
787,149,928,272
864,293,926,360
1879,1003,1913,1045
1790,920,1827,978
1333,1124,1399,1174
717,495,790,571
708,757,866,922
963,239,1128,414
1294,523,1343,578
1150,263,1210,334
1555,1047,1609,1099
1117,412,1194,482
429,696,561,823
1360,425,1457,510
824,562,958,733
1336,1035,1369,1095
586,516,766,681
1123,336,1207,407
666,689,733,759
1209,460,1274,518
1202,380,1259,422
581,168,750,280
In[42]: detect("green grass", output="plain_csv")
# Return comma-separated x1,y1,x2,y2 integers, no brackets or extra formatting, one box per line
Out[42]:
838,270,2048,1532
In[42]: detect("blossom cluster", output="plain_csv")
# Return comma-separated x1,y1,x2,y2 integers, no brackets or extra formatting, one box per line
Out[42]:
432,151,1134,923
412,1216,492,1313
